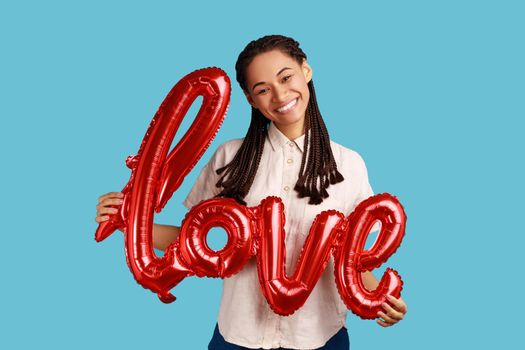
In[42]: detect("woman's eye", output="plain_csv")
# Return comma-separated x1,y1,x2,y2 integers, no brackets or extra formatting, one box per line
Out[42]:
282,75,292,82
257,88,268,95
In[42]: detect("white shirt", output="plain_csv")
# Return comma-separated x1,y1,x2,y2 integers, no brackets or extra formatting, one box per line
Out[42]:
183,121,375,349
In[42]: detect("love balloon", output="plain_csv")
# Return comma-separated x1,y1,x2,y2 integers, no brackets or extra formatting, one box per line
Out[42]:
95,67,407,320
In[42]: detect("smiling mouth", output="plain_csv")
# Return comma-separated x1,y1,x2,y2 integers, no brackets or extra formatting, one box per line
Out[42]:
275,98,298,113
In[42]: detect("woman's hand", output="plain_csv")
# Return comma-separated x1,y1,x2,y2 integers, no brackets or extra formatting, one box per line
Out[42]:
95,191,179,249
376,294,407,327
95,191,124,223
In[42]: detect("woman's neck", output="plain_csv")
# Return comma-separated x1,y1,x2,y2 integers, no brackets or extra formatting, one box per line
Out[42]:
274,118,305,141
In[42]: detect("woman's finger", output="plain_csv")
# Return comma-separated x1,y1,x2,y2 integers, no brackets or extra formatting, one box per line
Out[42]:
98,192,113,202
377,311,397,325
95,215,109,223
100,198,124,207
381,302,404,321
98,192,123,203
95,198,123,212
98,207,119,216
376,319,393,327
386,295,408,314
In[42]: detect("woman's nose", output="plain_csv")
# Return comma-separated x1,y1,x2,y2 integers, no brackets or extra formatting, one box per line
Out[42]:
272,85,288,102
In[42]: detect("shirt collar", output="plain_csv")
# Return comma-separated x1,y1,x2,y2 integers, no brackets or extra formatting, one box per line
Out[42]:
267,121,307,153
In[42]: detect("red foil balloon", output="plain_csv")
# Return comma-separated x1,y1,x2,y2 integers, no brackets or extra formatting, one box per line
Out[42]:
334,193,407,319
177,198,256,278
95,67,231,302
255,197,345,316
94,68,408,318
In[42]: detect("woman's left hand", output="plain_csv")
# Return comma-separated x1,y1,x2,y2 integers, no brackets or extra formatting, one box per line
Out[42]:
376,294,407,327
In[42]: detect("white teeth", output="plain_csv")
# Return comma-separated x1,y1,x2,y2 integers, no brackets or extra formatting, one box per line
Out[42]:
276,98,297,113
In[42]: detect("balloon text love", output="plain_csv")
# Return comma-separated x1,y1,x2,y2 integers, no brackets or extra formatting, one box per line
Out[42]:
95,67,407,319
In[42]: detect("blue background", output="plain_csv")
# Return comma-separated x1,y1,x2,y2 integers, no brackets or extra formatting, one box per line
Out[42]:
1,1,523,348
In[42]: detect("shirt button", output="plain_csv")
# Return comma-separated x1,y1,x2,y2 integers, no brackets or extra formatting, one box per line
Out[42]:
284,186,290,191
288,141,294,147
287,159,293,164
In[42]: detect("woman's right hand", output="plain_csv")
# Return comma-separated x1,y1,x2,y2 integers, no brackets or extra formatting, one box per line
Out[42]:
95,191,124,223
95,191,180,250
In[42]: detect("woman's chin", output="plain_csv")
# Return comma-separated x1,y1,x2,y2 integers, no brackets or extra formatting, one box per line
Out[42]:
271,108,305,124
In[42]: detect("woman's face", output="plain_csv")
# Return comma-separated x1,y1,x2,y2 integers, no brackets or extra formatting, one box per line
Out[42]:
244,49,312,135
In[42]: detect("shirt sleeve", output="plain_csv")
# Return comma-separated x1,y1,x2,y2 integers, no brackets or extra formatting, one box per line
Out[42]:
353,153,381,232
182,146,224,210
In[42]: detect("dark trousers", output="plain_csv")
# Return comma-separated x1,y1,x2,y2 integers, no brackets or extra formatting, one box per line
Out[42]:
208,323,350,350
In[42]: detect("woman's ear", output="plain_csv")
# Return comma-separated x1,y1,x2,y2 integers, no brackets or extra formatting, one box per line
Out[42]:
302,60,313,83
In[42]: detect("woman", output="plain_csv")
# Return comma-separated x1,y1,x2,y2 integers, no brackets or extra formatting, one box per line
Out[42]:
96,34,407,349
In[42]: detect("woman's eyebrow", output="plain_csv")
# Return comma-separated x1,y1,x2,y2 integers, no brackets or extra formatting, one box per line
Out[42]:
251,67,293,91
